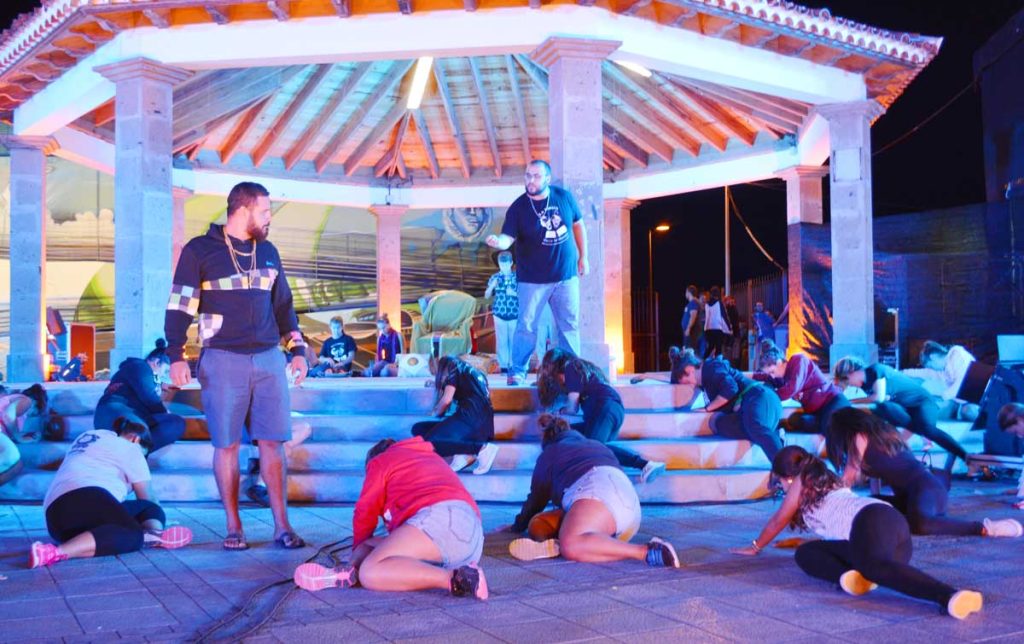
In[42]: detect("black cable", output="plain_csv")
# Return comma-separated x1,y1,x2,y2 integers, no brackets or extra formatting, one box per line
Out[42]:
727,190,785,271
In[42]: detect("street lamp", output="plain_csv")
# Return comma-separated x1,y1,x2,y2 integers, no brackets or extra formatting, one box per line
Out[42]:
647,223,671,370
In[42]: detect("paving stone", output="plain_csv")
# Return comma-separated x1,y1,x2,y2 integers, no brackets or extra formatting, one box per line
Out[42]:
0,597,75,620
566,607,682,635
355,609,469,639
65,589,162,613
442,597,552,627
393,628,505,644
270,620,383,643
0,614,83,640
478,616,602,643
76,605,177,634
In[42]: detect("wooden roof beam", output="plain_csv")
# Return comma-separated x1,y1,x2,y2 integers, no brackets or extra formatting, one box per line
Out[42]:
604,110,673,162
204,5,230,24
93,100,115,127
468,57,502,178
675,80,798,132
464,0,479,10
314,60,414,174
142,9,171,29
620,0,653,16
410,108,440,179
331,0,351,16
670,7,697,27
603,76,700,156
681,79,805,129
529,0,542,7
175,67,302,143
251,64,333,167
513,54,548,93
267,1,291,21
220,95,274,164
344,101,409,176
603,147,624,172
374,112,411,178
505,55,533,166
284,62,373,170
433,60,472,179
650,72,757,145
603,123,648,167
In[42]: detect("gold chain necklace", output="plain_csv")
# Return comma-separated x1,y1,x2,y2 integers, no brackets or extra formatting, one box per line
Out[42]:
224,232,256,276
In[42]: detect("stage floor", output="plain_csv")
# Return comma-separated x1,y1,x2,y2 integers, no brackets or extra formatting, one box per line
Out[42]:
2,479,1022,642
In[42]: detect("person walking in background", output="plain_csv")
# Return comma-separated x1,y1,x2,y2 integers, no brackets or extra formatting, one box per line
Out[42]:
369,314,402,378
696,291,708,357
723,294,741,366
680,285,700,350
703,286,731,360
484,251,518,374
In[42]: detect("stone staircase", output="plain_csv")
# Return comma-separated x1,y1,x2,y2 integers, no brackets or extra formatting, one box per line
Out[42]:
1,377,980,504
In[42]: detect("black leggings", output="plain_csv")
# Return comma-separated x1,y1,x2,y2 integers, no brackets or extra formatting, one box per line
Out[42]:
795,503,956,607
46,486,165,556
874,394,968,463
882,475,982,537
573,399,647,470
411,411,494,457
787,393,850,434
703,330,726,359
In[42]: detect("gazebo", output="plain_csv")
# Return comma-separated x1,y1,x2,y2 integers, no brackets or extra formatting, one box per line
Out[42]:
0,0,940,381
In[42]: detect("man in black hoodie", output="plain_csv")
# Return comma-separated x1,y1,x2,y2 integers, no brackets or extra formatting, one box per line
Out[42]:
165,182,307,551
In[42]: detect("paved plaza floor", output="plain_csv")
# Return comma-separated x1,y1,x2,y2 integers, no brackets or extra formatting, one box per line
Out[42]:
2,480,1023,643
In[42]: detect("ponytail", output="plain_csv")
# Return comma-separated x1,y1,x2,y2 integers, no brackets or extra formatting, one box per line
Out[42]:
771,445,841,530
538,413,570,446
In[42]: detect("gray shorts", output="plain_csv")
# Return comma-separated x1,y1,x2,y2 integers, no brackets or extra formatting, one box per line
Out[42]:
405,500,483,570
198,347,291,448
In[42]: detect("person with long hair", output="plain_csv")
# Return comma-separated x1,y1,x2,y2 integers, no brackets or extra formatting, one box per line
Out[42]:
669,347,784,461
702,286,732,360
537,349,665,484
0,383,48,486
410,356,500,475
370,314,403,377
94,339,186,455
827,408,1021,537
30,417,193,568
833,356,968,469
757,340,848,434
733,445,984,620
293,437,488,600
507,414,680,568
919,340,979,420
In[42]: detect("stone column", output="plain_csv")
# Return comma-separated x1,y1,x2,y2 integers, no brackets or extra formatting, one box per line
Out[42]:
816,100,885,367
4,136,57,383
96,58,192,367
171,186,193,271
370,204,408,329
779,166,827,357
532,37,620,375
603,198,639,374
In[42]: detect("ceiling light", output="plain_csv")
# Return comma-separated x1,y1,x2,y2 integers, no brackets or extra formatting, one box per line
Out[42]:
407,56,434,110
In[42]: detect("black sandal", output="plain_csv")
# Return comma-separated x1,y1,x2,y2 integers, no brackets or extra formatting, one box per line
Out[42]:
275,531,305,549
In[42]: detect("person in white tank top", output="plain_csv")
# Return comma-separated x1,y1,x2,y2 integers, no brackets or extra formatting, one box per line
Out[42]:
731,446,983,621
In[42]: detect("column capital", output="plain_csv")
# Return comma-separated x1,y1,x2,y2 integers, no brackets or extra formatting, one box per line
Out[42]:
530,37,621,67
812,100,885,123
604,198,641,212
777,165,828,181
95,57,193,85
369,204,409,219
2,135,58,155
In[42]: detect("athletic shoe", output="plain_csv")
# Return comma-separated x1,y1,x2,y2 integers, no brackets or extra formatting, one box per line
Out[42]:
645,537,680,568
450,454,473,472
29,542,67,569
450,564,488,600
472,443,500,475
509,538,560,561
983,518,1023,538
947,590,983,620
144,526,194,549
839,570,878,596
293,563,356,592
640,461,667,484
507,374,523,387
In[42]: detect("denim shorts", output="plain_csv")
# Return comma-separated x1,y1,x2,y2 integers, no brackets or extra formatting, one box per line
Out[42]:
405,500,483,569
197,347,291,448
562,466,641,540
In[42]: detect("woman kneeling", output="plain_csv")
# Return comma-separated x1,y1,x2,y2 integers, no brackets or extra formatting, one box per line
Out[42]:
508,415,679,568
294,437,487,600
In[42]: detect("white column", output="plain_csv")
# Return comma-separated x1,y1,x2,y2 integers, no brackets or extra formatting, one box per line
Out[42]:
370,204,408,328
4,136,57,382
603,198,639,374
172,186,193,271
96,58,193,367
816,100,885,367
778,166,827,357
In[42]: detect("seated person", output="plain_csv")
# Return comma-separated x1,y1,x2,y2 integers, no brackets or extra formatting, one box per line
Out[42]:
507,414,680,568
369,315,402,378
30,417,193,568
310,316,356,377
94,340,185,455
998,403,1024,509
293,437,488,600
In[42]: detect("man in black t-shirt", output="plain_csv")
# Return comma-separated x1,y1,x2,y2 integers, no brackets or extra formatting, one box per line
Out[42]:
486,160,587,386
311,316,357,377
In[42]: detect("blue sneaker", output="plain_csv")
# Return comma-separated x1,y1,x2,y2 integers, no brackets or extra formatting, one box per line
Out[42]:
645,537,680,568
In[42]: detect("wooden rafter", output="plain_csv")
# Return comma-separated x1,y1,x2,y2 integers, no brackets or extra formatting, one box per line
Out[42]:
651,72,758,145
93,100,115,127
464,0,479,10
344,100,409,176
468,57,502,178
219,95,273,164
620,0,653,16
284,62,373,170
433,59,471,179
267,1,291,20
682,79,805,130
174,99,258,151
204,5,230,24
603,123,648,167
604,110,672,162
410,109,440,179
330,0,351,16
513,54,548,93
313,60,414,174
250,64,333,168
670,6,697,27
375,111,411,178
142,8,170,28
505,55,532,167
603,74,699,156
603,147,624,171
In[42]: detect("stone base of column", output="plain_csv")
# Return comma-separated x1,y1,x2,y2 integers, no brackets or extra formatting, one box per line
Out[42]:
582,340,612,379
829,342,878,370
7,352,45,384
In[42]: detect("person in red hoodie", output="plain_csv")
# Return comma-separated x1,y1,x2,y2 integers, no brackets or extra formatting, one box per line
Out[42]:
293,436,488,600
756,340,849,435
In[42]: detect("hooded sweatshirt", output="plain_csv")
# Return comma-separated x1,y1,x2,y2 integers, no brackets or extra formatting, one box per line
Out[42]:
97,358,166,420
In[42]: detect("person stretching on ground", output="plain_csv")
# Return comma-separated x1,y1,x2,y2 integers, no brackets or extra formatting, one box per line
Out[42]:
670,348,784,462
293,437,488,599
827,407,1021,537
411,356,500,475
833,356,969,470
30,417,192,568
756,340,849,434
506,414,680,568
996,403,1024,509
0,383,47,486
537,348,666,484
733,445,984,620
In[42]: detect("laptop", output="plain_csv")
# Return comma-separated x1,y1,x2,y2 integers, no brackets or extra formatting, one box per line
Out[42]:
998,335,1024,367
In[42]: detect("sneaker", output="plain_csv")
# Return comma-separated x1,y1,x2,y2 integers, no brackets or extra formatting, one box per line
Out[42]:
640,461,667,485
472,443,500,475
983,518,1023,538
293,563,356,592
645,537,680,568
839,570,878,596
507,374,523,387
449,454,474,472
509,538,560,561
29,542,67,569
450,564,488,600
144,526,194,549
947,590,983,620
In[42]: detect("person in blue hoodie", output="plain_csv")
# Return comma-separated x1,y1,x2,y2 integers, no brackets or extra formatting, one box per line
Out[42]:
94,339,185,455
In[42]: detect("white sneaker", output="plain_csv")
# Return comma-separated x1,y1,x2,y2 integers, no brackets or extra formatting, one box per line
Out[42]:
839,570,878,596
983,518,1023,538
640,461,666,484
947,590,983,620
450,454,473,472
472,443,500,475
